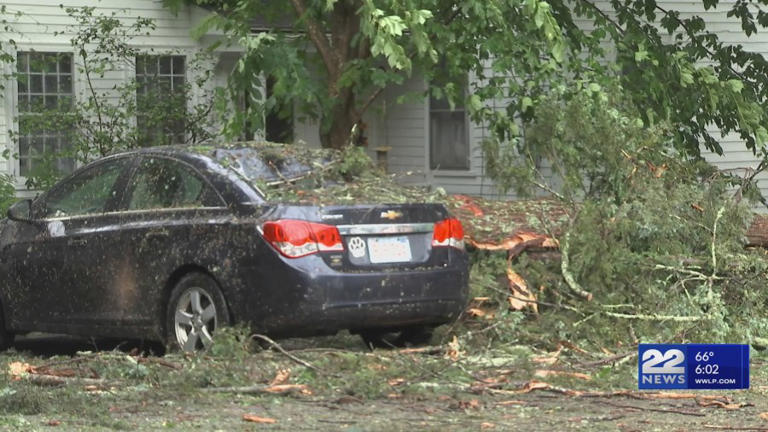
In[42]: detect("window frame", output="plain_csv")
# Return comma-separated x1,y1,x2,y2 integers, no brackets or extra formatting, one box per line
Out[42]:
12,48,77,183
134,53,189,146
120,155,227,212
427,84,472,174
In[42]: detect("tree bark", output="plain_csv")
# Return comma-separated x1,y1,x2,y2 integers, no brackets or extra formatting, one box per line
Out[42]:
321,87,358,149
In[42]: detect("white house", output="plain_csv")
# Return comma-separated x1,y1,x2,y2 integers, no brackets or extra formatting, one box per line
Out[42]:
1,0,766,203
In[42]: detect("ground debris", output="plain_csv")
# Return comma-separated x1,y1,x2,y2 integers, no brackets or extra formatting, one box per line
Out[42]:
242,414,277,424
203,384,312,396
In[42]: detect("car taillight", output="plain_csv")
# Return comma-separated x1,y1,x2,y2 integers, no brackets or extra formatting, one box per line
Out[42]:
261,219,344,258
432,218,465,250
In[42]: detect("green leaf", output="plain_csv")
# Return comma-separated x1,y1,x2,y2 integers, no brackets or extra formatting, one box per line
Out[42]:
727,79,744,93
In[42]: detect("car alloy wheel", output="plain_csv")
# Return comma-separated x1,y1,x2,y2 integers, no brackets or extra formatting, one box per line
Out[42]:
166,273,229,353
174,287,218,352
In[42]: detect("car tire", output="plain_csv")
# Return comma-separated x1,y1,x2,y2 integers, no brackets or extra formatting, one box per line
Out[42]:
165,272,230,353
396,326,434,346
0,305,14,351
360,326,434,349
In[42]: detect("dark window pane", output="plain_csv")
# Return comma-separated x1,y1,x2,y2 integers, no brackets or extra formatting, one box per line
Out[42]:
16,53,28,71
29,74,42,93
172,56,184,74
17,96,28,113
27,53,42,71
44,75,58,93
29,94,43,110
172,76,184,91
42,55,57,73
159,56,172,74
45,95,58,109
59,75,72,93
31,136,44,155
145,57,157,75
59,55,71,73
17,74,28,94
429,110,469,170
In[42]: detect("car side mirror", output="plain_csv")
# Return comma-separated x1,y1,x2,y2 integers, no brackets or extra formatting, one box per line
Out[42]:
7,199,33,222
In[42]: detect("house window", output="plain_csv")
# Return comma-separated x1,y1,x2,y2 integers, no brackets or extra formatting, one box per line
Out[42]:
265,77,293,143
16,52,75,177
135,55,186,146
429,85,470,171
243,76,294,142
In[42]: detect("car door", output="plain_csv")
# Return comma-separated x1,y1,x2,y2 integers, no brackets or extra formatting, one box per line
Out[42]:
115,156,228,330
1,157,132,331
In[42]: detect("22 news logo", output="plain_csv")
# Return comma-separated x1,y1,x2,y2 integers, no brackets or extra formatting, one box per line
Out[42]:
639,346,686,389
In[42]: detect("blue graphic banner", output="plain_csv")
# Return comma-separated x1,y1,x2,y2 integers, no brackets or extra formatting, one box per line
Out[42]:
638,344,749,390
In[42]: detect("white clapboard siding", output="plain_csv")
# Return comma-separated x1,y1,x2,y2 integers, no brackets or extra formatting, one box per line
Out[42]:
0,0,230,190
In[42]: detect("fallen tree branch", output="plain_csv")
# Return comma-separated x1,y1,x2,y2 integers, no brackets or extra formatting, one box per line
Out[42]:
560,231,593,301
203,384,310,395
136,357,182,370
703,426,768,431
22,374,109,387
579,351,637,368
596,400,705,417
603,311,706,322
251,334,320,372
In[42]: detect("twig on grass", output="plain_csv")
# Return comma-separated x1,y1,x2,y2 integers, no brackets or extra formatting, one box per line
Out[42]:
595,400,705,417
603,311,705,322
703,425,768,431
22,374,110,387
251,334,321,372
579,351,636,368
203,384,311,395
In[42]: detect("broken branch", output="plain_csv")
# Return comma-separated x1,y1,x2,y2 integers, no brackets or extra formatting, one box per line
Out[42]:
251,334,320,372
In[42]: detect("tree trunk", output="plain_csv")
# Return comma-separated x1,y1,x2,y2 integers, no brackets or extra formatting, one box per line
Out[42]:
321,87,358,149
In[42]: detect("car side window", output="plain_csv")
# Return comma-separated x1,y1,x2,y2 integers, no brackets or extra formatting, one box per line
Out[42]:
43,159,127,218
128,157,222,210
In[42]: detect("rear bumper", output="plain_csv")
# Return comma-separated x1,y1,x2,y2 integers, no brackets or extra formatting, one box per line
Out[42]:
240,249,470,337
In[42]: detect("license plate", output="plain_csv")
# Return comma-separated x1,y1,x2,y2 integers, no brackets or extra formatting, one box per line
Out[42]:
368,236,412,264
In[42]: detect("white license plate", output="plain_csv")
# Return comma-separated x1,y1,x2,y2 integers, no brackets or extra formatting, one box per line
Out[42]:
368,236,412,264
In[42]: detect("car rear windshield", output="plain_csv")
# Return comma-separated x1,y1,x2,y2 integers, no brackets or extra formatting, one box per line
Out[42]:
210,144,332,185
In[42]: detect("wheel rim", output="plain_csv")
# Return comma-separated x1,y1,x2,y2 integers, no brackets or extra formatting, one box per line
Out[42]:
174,287,217,352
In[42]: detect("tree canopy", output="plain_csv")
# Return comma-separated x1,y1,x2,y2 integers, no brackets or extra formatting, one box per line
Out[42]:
164,0,768,175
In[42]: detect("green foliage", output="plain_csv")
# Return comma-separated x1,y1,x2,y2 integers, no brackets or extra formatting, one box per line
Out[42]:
166,0,768,163
477,91,768,349
336,145,375,180
0,175,17,214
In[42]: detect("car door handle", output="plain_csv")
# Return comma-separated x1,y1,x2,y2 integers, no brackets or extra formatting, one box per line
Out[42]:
146,231,169,240
68,238,88,246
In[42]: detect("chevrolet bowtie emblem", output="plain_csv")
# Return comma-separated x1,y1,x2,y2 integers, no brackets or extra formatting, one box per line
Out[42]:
380,210,403,220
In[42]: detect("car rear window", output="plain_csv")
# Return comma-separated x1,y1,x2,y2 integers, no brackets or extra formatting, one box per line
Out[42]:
211,144,332,184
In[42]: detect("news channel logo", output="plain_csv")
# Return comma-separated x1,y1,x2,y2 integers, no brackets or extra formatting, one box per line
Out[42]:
638,344,749,390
